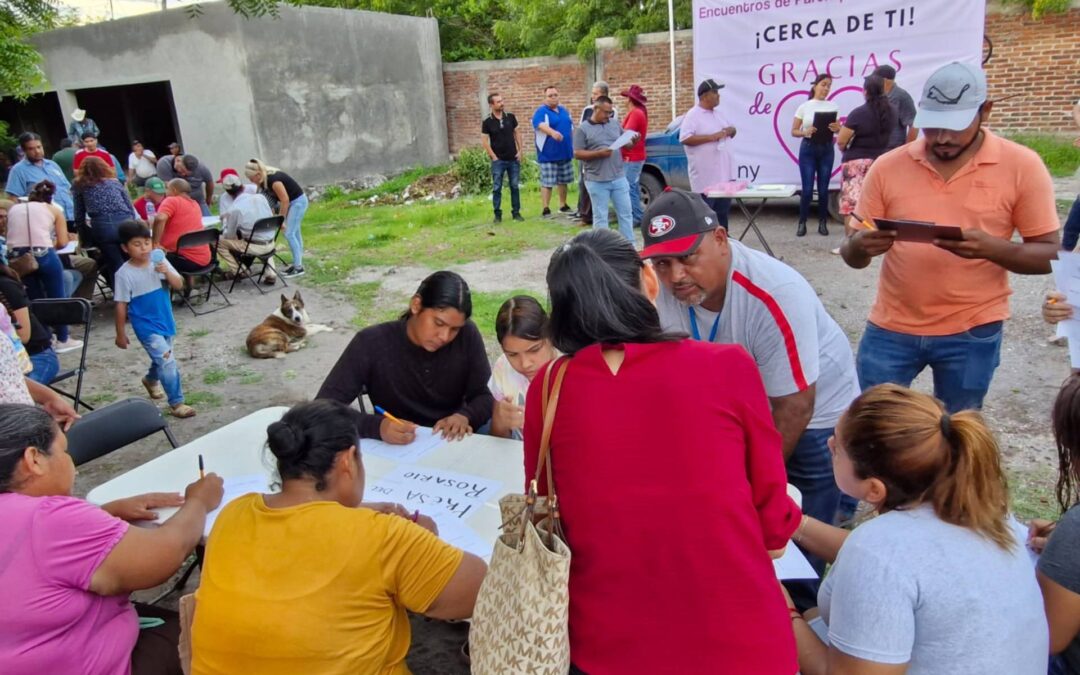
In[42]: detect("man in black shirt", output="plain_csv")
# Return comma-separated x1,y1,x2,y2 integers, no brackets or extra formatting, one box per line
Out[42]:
481,93,523,223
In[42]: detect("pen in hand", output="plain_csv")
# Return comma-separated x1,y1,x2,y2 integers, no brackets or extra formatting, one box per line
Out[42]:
198,454,205,479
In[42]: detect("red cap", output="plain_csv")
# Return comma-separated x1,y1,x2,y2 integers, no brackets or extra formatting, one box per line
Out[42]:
639,189,722,259
217,168,239,184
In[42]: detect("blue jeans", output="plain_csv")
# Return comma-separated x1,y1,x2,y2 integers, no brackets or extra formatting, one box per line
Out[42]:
798,139,834,224
14,247,69,342
857,321,1004,413
283,194,309,268
139,333,184,406
1062,195,1080,251
89,216,129,289
585,177,634,242
197,200,212,217
623,160,645,224
27,347,60,384
701,195,731,229
62,268,83,299
491,159,521,216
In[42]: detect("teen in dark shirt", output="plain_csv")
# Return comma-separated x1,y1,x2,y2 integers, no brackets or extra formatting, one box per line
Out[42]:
317,271,494,443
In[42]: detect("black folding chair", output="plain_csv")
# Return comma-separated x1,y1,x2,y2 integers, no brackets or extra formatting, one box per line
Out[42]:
65,397,179,465
30,298,93,412
227,216,288,294
173,228,231,316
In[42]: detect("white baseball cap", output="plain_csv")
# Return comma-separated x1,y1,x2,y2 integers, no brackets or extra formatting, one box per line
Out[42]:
914,62,988,131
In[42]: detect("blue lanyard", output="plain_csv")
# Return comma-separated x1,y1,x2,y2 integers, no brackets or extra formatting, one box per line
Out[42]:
688,306,721,343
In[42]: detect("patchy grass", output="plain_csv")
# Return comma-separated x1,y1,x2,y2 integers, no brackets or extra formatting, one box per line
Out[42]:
202,367,229,385
236,370,264,385
187,328,211,339
1008,134,1080,178
282,369,298,381
351,165,452,200
185,391,223,409
84,391,118,406
1009,466,1060,522
1060,199,1076,216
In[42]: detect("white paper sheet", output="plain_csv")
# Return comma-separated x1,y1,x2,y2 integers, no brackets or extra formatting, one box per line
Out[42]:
203,474,271,537
1008,514,1039,567
607,130,637,150
772,540,818,580
1050,259,1080,368
56,241,78,255
366,465,503,559
361,427,447,464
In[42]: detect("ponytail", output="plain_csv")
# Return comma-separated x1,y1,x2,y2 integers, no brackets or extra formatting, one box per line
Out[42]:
840,384,1013,550
1052,373,1080,512
863,75,895,137
546,228,680,355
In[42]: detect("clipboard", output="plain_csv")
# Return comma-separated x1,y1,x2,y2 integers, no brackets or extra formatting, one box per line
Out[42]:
873,218,964,243
810,111,838,144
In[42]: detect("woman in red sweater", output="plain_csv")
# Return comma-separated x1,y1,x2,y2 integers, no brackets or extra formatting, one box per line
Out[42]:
525,228,801,674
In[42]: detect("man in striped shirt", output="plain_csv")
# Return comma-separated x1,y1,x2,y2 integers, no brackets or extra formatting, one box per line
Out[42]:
643,189,859,596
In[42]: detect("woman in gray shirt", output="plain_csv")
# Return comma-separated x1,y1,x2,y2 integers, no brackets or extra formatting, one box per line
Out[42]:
785,383,1047,675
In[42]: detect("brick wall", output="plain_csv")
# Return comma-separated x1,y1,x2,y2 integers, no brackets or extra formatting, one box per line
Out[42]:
442,5,1080,154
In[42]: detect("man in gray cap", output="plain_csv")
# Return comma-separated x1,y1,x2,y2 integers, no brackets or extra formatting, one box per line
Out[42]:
840,61,1059,413
873,64,918,149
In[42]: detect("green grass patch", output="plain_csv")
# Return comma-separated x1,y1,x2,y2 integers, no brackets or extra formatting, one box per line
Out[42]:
185,391,223,408
1009,466,1060,522
84,391,118,406
202,367,229,385
282,369,298,381
237,370,264,385
187,328,211,339
470,289,548,337
1060,200,1076,215
1008,133,1080,178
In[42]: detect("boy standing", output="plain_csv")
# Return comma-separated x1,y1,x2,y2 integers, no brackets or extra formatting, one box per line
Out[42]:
113,221,196,418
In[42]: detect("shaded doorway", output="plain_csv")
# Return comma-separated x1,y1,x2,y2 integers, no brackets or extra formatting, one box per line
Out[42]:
0,91,65,153
71,81,181,164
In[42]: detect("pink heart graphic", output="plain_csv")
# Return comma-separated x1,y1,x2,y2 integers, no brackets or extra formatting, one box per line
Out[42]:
772,85,863,178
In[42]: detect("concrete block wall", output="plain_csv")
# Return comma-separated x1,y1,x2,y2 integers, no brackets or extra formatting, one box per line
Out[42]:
442,5,1080,154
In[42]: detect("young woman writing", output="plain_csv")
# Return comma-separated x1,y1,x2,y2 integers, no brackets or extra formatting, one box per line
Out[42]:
488,295,557,439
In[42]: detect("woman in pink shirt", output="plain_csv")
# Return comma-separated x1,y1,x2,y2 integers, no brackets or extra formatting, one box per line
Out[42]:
0,404,223,675
525,229,801,674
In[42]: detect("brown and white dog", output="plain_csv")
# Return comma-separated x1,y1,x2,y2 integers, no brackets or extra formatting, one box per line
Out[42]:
246,291,332,359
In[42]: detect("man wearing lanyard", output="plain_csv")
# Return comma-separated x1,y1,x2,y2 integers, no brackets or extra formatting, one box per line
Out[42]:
641,189,860,590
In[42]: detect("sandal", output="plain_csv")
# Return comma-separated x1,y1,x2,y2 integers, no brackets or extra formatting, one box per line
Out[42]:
170,403,197,418
142,377,166,400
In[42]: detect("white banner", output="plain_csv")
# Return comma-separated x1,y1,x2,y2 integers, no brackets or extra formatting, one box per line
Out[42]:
692,0,986,185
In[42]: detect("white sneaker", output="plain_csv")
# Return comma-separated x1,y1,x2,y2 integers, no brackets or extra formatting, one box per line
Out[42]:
53,337,84,354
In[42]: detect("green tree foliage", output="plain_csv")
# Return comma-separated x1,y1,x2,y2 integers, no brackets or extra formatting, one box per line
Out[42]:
999,0,1071,19
0,0,58,99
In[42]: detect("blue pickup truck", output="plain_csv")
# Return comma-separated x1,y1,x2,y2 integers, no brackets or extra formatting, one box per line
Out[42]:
640,116,839,219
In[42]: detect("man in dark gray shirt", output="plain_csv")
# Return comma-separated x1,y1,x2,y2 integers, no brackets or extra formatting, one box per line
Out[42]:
875,65,918,150
572,95,636,242
173,154,215,217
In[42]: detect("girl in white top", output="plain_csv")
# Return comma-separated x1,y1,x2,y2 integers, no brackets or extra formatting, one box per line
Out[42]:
785,384,1047,675
791,74,842,237
488,295,557,440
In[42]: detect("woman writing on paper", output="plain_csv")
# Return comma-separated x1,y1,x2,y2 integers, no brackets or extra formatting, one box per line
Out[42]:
192,399,487,675
524,228,801,674
785,384,1047,675
489,295,558,439
318,271,494,443
791,74,841,237
0,403,223,675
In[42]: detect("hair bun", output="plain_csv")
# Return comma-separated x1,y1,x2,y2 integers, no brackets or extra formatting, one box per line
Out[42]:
267,420,303,461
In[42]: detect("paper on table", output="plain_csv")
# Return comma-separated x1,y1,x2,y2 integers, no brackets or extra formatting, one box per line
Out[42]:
773,541,818,580
204,474,271,537
361,427,446,464
56,241,78,255
366,465,503,559
608,130,637,150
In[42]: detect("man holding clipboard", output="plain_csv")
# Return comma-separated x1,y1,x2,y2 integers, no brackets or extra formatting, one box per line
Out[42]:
840,62,1060,412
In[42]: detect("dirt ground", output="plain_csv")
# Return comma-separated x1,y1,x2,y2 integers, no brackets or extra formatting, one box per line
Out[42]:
70,193,1075,674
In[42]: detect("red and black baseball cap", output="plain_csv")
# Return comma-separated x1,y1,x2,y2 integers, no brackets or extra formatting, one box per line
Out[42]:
640,188,721,259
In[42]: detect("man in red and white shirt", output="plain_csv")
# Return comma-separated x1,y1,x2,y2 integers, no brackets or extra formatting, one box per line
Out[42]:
643,189,859,586
72,132,115,171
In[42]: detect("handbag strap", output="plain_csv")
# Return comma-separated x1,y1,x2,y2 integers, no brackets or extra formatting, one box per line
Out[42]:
534,356,568,492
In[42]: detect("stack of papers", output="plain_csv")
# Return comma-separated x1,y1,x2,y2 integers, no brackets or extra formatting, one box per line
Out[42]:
1051,253,1080,368
361,427,446,463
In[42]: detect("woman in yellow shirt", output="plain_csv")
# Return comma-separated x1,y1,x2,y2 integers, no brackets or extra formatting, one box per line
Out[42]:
192,400,487,674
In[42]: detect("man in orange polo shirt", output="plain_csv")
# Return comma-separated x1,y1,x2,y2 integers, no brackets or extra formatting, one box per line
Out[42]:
840,61,1059,412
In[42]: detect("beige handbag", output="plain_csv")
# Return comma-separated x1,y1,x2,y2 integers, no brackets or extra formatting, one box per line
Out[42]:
469,357,572,675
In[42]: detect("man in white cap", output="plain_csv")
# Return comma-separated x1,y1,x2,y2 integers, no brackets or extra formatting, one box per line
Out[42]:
217,173,277,284
840,61,1059,413
66,108,99,146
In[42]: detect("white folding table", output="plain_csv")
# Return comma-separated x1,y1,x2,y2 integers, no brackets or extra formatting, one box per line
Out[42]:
86,407,526,549
707,184,797,259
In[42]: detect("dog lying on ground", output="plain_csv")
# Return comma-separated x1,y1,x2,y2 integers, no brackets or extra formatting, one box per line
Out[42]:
246,291,332,359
